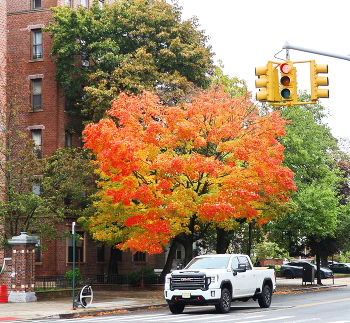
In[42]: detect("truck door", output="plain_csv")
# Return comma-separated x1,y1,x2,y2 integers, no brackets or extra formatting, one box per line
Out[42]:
230,256,246,297
237,256,256,295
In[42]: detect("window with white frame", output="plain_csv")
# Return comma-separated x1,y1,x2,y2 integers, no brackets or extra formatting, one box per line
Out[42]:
68,231,86,263
32,29,42,59
81,0,88,7
32,0,41,9
31,129,42,159
31,79,42,110
65,0,72,7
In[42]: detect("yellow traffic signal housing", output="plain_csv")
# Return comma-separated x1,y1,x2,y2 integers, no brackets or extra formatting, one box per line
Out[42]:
255,61,279,102
279,60,297,103
310,60,329,101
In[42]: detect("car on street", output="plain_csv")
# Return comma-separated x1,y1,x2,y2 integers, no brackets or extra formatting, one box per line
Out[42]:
280,261,333,279
329,263,350,273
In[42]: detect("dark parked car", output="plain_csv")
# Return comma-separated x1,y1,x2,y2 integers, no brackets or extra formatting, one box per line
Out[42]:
280,261,333,279
329,263,350,273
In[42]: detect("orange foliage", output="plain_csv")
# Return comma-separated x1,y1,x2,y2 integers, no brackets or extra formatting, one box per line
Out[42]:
83,88,296,254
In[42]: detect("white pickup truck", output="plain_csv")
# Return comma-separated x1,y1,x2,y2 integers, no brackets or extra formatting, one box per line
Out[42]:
164,254,275,314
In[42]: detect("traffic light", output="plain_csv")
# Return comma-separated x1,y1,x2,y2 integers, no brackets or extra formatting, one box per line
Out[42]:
310,60,329,101
255,61,279,102
279,60,297,103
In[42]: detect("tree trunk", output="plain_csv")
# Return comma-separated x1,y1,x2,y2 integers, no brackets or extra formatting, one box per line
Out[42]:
108,246,119,275
160,239,178,277
246,222,253,257
183,235,194,266
216,227,231,254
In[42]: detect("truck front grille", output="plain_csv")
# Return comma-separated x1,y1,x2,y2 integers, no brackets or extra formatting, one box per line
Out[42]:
170,273,207,290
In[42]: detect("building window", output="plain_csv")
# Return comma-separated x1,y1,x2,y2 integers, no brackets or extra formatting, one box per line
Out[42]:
133,251,146,262
176,249,182,260
65,132,72,147
68,231,85,263
31,79,42,110
31,129,42,159
81,0,88,7
32,184,40,195
65,0,72,6
97,245,105,262
32,0,41,9
65,98,73,111
35,239,41,262
32,30,42,59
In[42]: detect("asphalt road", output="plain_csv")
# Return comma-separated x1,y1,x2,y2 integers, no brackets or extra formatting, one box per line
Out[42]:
20,286,350,323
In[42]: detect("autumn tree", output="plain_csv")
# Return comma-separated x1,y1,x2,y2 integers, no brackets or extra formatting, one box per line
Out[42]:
81,88,296,265
45,0,214,124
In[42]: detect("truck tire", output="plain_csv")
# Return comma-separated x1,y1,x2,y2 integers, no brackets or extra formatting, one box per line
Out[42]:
169,303,185,314
258,284,272,308
215,288,231,313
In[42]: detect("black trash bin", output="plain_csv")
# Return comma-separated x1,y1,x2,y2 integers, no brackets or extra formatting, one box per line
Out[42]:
302,263,315,284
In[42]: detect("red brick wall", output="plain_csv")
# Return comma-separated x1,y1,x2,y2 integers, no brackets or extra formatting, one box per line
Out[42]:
7,7,73,156
11,244,36,293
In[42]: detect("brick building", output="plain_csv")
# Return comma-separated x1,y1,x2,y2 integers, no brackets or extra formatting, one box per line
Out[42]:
1,0,171,280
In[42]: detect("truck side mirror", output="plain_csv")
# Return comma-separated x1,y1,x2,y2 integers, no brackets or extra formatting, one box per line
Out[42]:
238,264,246,272
233,264,246,276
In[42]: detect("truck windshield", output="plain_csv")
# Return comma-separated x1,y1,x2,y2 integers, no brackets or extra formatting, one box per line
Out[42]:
185,257,230,269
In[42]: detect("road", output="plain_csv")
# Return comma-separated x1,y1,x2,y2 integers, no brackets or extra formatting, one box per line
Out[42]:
25,286,350,323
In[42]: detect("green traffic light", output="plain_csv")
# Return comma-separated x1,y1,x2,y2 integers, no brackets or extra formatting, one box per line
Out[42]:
281,88,291,99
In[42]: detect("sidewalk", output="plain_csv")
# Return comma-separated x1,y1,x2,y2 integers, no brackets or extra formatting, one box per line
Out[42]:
0,276,349,321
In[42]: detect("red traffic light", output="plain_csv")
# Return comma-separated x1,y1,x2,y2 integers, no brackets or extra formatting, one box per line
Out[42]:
280,63,291,74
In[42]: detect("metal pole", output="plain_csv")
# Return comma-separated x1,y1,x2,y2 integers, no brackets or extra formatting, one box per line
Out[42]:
283,42,350,61
72,222,76,309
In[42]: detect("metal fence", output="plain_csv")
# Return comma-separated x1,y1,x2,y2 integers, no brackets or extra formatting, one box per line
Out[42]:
95,273,164,285
35,276,70,290
35,274,164,290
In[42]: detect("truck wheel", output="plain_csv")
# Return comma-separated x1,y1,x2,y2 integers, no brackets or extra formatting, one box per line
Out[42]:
169,303,185,314
258,284,272,308
215,288,231,313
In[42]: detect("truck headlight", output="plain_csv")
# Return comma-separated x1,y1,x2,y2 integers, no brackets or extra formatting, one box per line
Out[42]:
207,275,218,285
165,275,171,286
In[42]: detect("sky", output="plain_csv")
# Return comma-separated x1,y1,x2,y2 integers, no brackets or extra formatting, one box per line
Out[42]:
171,0,350,140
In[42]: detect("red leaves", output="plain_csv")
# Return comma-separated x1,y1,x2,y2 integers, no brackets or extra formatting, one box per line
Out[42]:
83,87,296,254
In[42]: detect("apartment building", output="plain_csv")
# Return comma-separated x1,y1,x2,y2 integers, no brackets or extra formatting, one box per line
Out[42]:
1,0,168,278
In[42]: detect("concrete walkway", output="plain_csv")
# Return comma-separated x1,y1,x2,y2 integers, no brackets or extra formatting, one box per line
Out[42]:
0,276,348,321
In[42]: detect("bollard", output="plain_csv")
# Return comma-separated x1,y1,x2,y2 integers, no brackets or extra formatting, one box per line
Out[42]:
0,285,8,303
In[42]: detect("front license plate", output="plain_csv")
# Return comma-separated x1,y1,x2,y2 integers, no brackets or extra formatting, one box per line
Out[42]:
182,293,191,298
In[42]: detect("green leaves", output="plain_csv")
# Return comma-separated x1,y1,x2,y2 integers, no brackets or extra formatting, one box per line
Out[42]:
45,0,214,124
269,94,347,258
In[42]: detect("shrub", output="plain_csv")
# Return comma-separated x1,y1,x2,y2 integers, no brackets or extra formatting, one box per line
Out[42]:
65,268,83,287
126,267,157,285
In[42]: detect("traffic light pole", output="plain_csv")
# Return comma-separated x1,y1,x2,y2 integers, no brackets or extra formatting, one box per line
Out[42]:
282,42,350,62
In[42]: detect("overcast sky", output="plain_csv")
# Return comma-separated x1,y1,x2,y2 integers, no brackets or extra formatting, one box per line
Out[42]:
172,0,350,140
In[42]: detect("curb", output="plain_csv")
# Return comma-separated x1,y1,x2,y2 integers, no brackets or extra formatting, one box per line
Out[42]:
41,303,169,320
275,284,347,294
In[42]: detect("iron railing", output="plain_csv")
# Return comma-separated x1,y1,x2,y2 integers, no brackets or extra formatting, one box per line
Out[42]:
35,274,164,290
35,276,70,290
